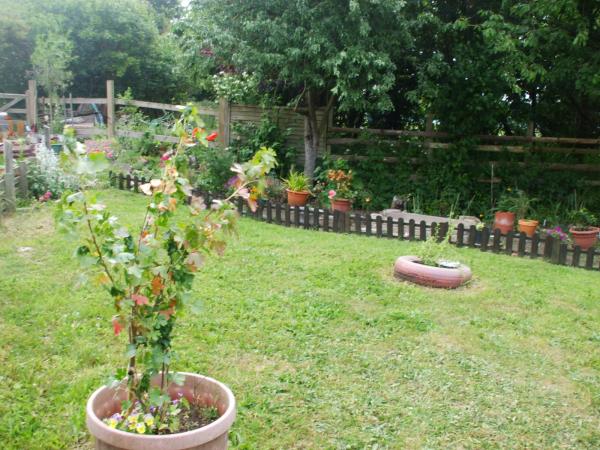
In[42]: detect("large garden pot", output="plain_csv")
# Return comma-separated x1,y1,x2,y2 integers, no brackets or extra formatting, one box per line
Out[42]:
493,211,515,235
569,227,599,251
86,372,236,450
518,219,539,238
286,189,310,207
393,255,472,289
331,198,351,213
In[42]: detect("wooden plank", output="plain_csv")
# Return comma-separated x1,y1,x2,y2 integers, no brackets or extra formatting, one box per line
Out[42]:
294,206,300,227
0,97,23,112
17,162,28,197
505,232,514,255
285,205,291,227
6,108,27,114
376,215,383,237
481,228,490,252
116,130,179,144
456,223,464,247
572,246,581,267
0,93,26,99
492,229,501,252
419,220,427,241
3,141,15,212
41,97,108,105
517,233,526,256
328,126,600,145
323,209,329,232
398,218,405,240
543,236,553,259
408,219,415,240
585,248,594,270
530,233,539,258
313,207,320,230
275,203,281,224
468,225,476,247
439,222,449,242
106,80,115,139
386,216,394,238
365,214,372,236
218,98,231,148
303,206,310,229
559,243,568,265
266,202,272,223
354,214,361,234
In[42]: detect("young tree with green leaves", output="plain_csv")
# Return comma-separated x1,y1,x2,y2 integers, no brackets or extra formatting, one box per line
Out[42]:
186,0,410,177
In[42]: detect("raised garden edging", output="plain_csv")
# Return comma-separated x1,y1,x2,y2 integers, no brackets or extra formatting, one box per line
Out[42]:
110,173,600,271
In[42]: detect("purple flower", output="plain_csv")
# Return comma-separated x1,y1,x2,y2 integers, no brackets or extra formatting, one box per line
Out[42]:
226,175,239,188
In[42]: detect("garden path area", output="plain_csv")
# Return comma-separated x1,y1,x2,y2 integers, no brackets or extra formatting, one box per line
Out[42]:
1,190,600,449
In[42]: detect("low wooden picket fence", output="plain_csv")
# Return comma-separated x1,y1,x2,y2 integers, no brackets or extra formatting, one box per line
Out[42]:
110,172,600,272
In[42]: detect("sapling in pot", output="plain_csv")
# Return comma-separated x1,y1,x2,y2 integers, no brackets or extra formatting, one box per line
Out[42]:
55,105,276,439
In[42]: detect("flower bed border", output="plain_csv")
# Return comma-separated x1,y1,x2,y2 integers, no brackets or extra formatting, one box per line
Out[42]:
110,173,599,272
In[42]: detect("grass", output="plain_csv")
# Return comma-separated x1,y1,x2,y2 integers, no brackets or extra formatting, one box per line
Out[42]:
1,189,600,449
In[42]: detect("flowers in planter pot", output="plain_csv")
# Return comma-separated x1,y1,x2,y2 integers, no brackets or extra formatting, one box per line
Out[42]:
325,169,354,200
545,226,569,242
55,104,276,435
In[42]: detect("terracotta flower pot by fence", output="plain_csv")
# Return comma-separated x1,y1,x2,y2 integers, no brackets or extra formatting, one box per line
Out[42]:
331,198,351,213
86,372,236,450
518,219,539,238
393,255,472,289
569,227,599,251
494,211,515,235
286,189,310,207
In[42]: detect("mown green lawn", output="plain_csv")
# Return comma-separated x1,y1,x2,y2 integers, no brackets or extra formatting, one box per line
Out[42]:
1,189,600,449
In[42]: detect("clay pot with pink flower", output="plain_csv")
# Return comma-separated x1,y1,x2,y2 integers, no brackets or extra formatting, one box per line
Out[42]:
325,169,354,212
56,106,277,449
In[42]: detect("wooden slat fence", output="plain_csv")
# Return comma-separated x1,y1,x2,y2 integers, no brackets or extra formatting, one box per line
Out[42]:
0,141,28,214
327,125,600,185
110,172,599,272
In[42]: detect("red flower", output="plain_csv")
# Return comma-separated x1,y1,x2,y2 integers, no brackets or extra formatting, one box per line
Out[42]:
206,132,218,142
161,152,171,161
112,317,123,336
132,294,149,306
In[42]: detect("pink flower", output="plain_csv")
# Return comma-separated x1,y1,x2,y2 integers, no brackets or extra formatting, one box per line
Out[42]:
112,317,123,336
132,294,149,306
161,152,171,161
328,190,336,199
106,151,114,159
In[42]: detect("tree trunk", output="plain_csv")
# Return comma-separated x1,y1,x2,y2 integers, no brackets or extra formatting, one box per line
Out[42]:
304,116,318,178
303,88,320,178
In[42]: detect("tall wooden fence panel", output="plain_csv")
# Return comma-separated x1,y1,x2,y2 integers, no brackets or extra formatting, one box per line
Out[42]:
327,126,600,186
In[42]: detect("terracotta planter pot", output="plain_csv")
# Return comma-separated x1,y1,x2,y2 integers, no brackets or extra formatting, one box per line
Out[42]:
518,219,539,238
493,211,515,235
569,226,600,251
331,198,351,213
286,189,310,207
86,372,236,450
393,255,472,289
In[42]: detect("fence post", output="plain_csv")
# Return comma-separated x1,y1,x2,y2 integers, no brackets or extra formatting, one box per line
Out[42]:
26,80,38,130
17,161,28,198
106,80,115,139
218,98,231,149
3,141,16,213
